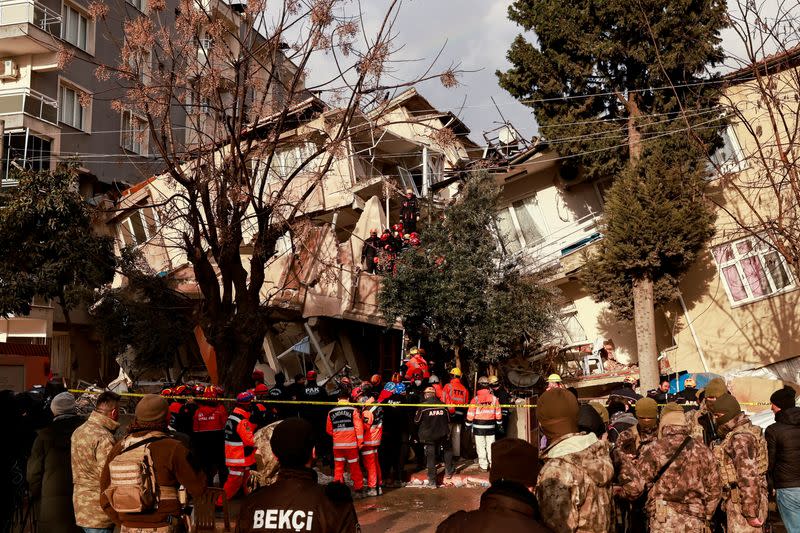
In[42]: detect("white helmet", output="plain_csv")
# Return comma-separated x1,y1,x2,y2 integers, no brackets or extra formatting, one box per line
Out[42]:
428,374,440,384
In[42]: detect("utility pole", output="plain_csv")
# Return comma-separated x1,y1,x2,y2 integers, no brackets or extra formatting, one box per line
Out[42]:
0,120,5,185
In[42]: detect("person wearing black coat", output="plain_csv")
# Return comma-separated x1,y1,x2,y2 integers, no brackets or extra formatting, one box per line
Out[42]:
414,388,453,487
767,386,800,531
26,392,83,533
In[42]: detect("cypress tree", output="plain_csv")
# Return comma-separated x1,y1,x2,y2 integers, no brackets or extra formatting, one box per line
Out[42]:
497,0,728,389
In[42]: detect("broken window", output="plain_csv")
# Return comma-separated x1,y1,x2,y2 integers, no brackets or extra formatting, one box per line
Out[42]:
708,125,746,176
712,235,794,305
118,200,159,247
496,195,547,254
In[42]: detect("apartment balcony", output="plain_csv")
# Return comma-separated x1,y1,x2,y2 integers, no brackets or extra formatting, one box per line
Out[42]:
0,0,61,56
519,213,603,278
0,87,57,127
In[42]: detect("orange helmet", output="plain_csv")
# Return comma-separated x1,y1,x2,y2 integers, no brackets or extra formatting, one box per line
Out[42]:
370,374,381,386
173,385,188,396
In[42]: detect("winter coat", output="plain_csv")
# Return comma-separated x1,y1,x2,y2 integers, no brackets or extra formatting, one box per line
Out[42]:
766,406,800,489
253,420,282,488
607,411,637,443
578,404,606,439
618,424,721,521
26,414,84,533
537,432,614,533
100,430,207,528
437,482,553,533
415,396,450,443
71,411,120,528
236,468,359,533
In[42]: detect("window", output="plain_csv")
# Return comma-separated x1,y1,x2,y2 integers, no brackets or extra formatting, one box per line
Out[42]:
197,37,213,65
121,110,147,154
559,302,587,344
1,130,52,185
256,143,317,181
123,36,150,82
712,236,795,305
118,201,159,246
59,83,87,131
708,125,746,176
61,3,88,51
496,195,547,254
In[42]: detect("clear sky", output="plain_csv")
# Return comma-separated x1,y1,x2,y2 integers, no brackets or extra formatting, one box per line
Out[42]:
301,0,788,147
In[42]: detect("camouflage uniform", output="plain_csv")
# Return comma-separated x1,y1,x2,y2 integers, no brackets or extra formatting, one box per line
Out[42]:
712,413,768,533
70,410,119,529
611,423,658,532
612,424,657,464
537,432,614,533
618,424,721,532
251,420,282,489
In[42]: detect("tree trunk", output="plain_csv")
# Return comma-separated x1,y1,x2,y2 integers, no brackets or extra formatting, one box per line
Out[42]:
632,276,659,392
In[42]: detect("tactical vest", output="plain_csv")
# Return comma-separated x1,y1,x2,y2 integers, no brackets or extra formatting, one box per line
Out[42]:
713,423,768,488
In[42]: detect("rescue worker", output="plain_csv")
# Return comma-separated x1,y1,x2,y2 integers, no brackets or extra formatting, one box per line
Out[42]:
251,369,266,390
414,386,453,488
100,394,206,531
192,385,228,486
360,396,384,496
647,377,674,405
545,374,564,390
250,383,272,428
167,385,194,436
536,388,614,533
676,375,699,405
267,372,288,419
361,229,382,274
488,375,510,437
380,382,408,487
436,439,551,532
222,392,258,502
442,368,469,459
616,407,721,532
400,189,419,233
302,370,331,467
466,377,502,471
326,389,365,496
710,393,769,532
428,374,445,402
403,347,431,381
236,418,359,533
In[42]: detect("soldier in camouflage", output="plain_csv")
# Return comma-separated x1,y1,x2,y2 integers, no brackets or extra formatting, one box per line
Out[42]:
250,419,283,490
616,408,722,532
710,393,769,532
687,377,728,445
536,388,614,533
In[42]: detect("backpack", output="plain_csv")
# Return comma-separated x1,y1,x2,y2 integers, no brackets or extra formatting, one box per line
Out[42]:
104,432,169,513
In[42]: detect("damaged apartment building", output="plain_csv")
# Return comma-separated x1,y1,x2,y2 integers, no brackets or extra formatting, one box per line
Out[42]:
108,88,480,384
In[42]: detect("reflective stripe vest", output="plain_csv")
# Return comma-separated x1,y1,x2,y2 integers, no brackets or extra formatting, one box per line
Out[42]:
443,378,470,415
326,400,364,449
224,407,256,467
193,403,227,432
466,389,502,436
362,405,384,446
404,354,431,380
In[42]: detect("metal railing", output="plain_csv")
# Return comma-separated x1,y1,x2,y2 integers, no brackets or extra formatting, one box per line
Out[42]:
0,0,62,35
0,87,58,124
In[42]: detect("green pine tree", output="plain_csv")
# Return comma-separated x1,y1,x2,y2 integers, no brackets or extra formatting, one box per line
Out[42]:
379,174,557,368
497,0,727,389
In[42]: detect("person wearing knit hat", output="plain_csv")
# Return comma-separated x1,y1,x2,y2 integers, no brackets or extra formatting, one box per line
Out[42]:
613,397,659,464
766,386,800,531
436,438,550,532
590,401,609,425
710,393,769,530
27,392,83,532
536,389,614,532
99,395,206,530
704,377,728,404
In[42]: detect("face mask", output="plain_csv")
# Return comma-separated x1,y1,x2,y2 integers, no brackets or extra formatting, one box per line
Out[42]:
414,380,422,386
638,418,658,430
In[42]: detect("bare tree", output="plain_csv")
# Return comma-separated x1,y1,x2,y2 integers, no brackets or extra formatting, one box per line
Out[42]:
714,0,800,275
77,0,462,389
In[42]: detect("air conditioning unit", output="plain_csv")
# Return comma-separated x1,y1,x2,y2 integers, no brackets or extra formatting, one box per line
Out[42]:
0,58,18,81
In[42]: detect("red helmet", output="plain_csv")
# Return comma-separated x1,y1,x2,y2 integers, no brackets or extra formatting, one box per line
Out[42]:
161,387,173,397
306,370,317,381
252,369,265,381
392,223,403,233
350,386,363,400
391,372,402,383
410,232,419,239
193,384,206,396
254,383,270,396
173,385,188,396
237,391,254,404
202,386,220,399
380,233,389,241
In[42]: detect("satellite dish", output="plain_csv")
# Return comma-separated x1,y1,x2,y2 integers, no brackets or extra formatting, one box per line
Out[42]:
498,125,518,145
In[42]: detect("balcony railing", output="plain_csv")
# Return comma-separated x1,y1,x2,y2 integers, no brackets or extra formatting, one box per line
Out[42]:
0,0,62,35
0,88,58,125
520,212,603,272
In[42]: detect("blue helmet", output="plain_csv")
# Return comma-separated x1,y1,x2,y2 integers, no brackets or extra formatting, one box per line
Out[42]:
383,382,396,393
394,383,407,395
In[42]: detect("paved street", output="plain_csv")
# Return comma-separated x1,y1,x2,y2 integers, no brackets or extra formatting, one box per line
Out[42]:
355,487,483,533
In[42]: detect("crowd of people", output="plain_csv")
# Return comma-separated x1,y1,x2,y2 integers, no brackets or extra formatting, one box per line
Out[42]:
360,190,422,274
5,355,800,533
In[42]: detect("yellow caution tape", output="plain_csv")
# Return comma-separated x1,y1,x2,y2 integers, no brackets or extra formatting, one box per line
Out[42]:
68,389,773,409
